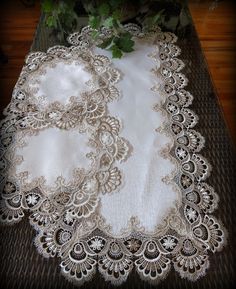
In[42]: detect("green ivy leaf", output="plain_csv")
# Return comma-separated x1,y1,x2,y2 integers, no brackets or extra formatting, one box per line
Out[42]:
89,15,100,29
46,15,57,28
103,16,114,28
110,44,123,59
114,33,134,53
142,10,165,29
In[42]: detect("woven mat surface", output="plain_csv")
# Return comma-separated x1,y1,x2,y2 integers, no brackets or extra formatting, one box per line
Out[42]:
0,14,236,289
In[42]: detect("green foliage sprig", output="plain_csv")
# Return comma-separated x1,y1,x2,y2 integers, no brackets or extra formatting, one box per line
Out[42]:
84,0,165,58
42,0,78,41
42,0,191,58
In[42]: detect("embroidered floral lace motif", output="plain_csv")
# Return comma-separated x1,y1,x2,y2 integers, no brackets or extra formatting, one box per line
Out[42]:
0,24,226,286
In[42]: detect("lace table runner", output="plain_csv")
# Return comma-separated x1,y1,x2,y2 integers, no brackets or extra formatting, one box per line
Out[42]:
0,25,226,287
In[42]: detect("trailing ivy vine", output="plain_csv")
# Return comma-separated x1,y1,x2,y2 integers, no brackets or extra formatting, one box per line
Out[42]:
42,0,191,58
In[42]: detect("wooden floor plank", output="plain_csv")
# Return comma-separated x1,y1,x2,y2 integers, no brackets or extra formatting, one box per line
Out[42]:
189,0,236,143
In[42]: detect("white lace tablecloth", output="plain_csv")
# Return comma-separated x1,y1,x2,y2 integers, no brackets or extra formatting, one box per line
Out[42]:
0,24,226,286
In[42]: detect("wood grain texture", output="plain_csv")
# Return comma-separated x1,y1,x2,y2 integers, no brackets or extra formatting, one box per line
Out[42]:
0,0,40,112
189,0,236,143
0,0,235,142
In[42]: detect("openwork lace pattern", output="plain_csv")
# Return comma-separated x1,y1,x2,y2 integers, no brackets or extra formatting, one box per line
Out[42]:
0,24,226,286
